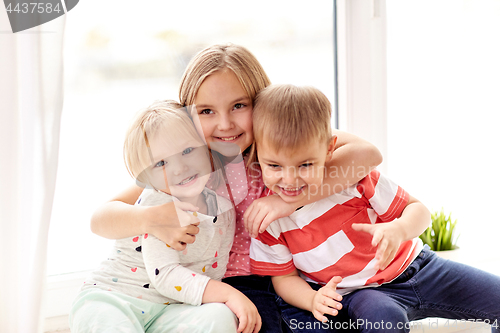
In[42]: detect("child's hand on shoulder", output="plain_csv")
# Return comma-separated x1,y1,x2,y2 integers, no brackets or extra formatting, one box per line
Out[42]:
146,201,200,251
243,194,296,238
312,276,343,323
351,221,405,270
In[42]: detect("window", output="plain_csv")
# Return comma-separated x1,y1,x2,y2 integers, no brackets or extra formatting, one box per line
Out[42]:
45,0,336,323
336,0,500,272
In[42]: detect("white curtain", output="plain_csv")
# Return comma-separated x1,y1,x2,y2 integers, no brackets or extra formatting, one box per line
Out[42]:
0,10,65,333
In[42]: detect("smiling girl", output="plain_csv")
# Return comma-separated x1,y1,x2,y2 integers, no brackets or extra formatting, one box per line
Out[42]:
90,44,382,332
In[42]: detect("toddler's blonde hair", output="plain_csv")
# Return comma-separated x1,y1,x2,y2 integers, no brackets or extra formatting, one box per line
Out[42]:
123,100,216,189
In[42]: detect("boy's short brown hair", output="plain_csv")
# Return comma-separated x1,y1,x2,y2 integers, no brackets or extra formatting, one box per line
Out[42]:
252,84,332,154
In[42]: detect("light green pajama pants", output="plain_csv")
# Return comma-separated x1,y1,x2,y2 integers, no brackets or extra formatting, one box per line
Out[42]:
69,289,238,333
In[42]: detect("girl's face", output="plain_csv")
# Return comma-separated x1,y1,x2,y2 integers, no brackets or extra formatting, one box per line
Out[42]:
193,70,254,156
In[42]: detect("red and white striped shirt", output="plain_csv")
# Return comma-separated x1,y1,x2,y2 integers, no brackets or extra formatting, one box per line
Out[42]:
250,170,423,295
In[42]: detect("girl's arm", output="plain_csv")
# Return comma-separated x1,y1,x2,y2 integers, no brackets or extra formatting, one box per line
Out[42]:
272,270,343,323
325,129,383,189
91,184,200,250
91,185,147,237
203,280,262,333
244,131,383,236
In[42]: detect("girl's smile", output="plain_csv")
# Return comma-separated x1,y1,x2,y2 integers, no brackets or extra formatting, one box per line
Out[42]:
214,133,243,142
175,174,199,186
193,70,254,156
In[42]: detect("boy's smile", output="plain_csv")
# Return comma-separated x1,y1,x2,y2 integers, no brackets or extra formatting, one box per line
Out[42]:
258,137,336,204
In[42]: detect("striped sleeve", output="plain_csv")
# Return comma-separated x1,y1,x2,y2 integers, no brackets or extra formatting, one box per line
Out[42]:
357,170,409,222
249,229,295,276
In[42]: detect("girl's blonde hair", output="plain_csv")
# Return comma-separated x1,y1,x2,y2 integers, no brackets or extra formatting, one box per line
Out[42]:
179,43,271,108
179,44,271,172
123,100,220,189
251,84,332,160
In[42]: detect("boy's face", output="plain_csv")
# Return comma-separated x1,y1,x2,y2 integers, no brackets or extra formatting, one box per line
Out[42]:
143,131,212,201
258,136,336,204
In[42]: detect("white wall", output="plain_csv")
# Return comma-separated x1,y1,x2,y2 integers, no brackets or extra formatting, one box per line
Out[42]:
386,0,500,254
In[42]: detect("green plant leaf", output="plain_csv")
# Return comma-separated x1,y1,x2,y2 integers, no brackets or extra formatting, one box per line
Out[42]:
418,208,459,251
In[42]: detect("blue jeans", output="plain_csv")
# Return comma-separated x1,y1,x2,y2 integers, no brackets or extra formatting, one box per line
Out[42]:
280,246,500,333
222,275,292,333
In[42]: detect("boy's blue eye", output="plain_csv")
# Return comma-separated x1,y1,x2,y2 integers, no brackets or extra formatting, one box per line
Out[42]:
182,147,194,155
155,160,166,168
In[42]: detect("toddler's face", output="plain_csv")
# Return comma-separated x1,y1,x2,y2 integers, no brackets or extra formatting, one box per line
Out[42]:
143,132,212,201
258,139,334,204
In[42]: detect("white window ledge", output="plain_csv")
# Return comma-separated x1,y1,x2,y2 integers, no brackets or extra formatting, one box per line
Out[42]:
44,254,500,333
43,270,89,332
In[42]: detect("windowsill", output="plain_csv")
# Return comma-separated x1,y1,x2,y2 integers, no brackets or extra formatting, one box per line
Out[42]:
440,247,500,276
410,318,492,333
43,270,90,332
43,252,500,333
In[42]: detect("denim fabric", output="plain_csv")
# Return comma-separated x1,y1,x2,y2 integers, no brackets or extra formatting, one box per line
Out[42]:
222,275,292,333
279,246,500,333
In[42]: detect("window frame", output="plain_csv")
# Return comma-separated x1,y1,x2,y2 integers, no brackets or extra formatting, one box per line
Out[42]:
336,0,388,173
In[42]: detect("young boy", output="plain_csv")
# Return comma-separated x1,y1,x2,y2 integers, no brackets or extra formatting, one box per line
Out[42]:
249,85,500,332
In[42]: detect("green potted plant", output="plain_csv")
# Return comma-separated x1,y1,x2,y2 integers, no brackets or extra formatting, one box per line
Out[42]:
419,209,460,259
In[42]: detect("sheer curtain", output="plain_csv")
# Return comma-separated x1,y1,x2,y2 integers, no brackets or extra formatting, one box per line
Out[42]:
0,10,65,333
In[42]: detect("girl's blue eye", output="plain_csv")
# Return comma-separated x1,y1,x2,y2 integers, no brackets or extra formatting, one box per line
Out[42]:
234,103,245,110
155,160,165,168
268,164,280,169
300,163,313,168
182,147,194,155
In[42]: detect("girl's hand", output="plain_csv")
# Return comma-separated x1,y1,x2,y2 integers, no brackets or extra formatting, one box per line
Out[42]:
311,276,343,323
351,222,405,270
225,291,262,333
146,201,200,251
243,194,296,238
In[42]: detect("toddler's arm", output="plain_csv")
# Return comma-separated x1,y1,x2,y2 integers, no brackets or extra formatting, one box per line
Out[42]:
245,131,383,236
272,269,343,323
142,232,259,333
203,280,262,333
352,195,430,270
91,184,200,250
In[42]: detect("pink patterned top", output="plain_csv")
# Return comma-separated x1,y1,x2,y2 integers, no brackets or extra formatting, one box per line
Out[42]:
215,159,264,278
